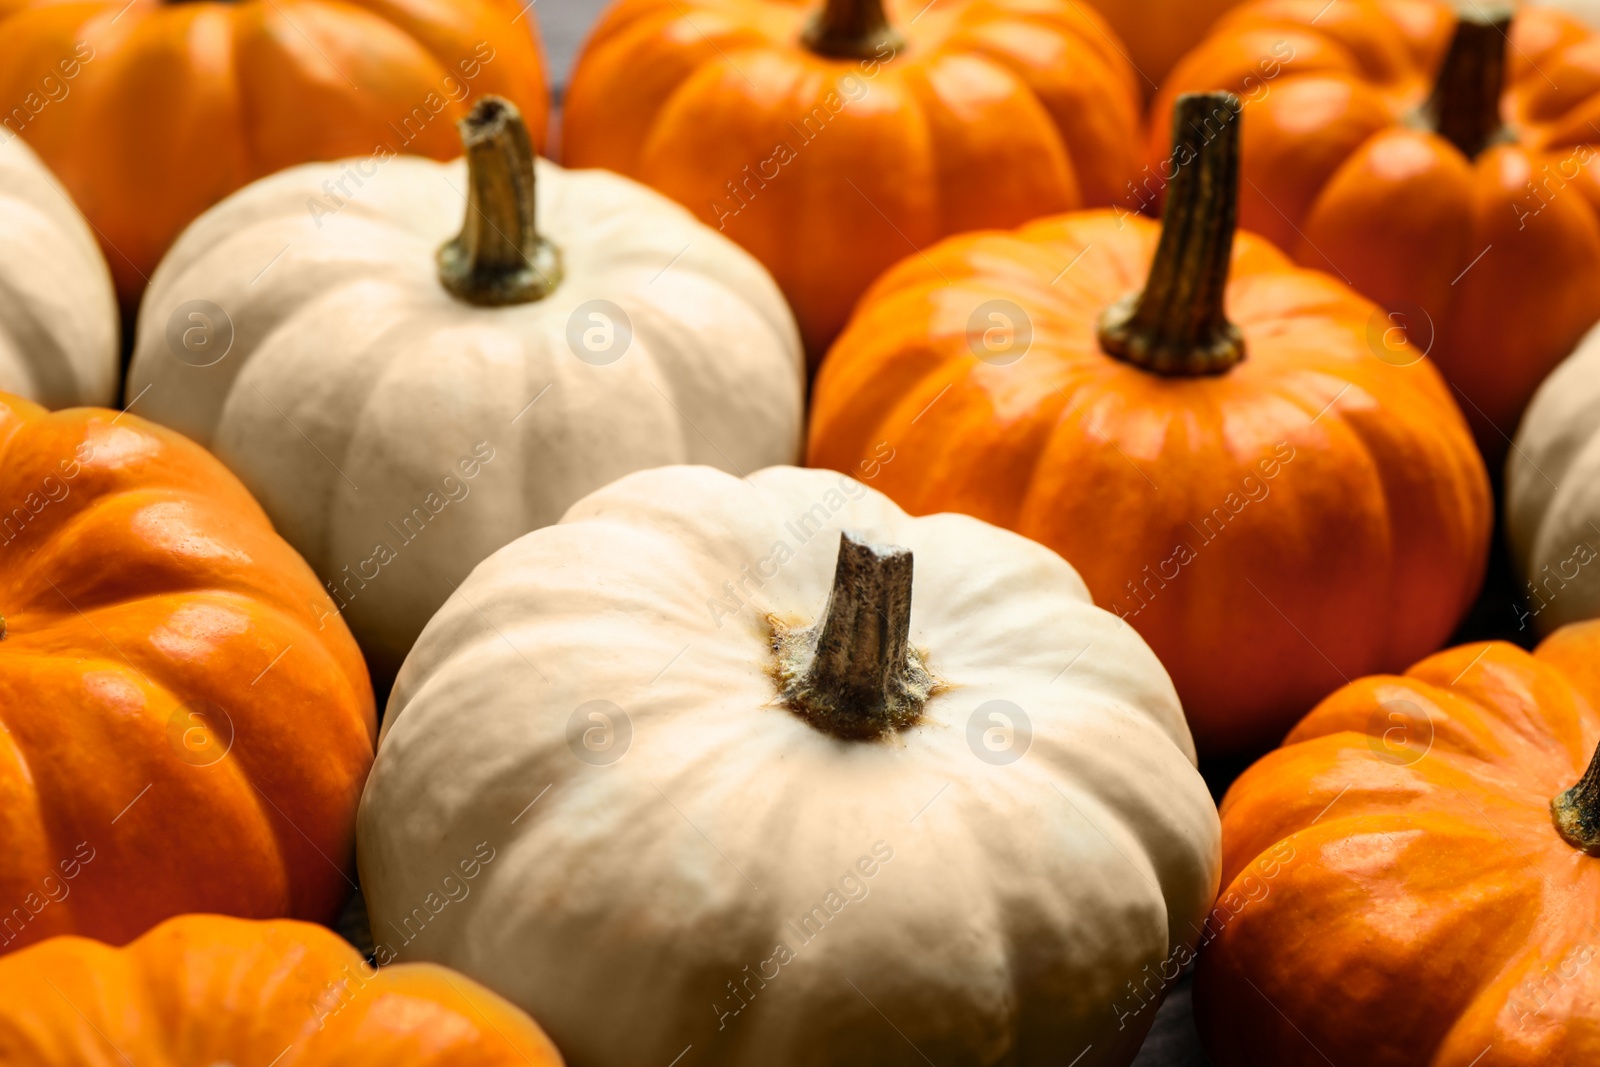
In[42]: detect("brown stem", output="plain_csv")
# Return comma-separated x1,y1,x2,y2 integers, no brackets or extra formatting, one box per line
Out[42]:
1098,91,1246,376
1552,740,1600,853
437,96,563,306
801,0,904,59
1419,8,1511,160
774,532,936,740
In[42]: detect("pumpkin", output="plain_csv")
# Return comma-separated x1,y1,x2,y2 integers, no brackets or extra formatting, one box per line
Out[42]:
0,913,564,1065
126,96,803,683
806,92,1492,755
1093,0,1248,89
357,463,1221,1067
561,0,1142,358
0,0,549,307
1151,1,1600,458
0,391,374,955
1506,317,1600,636
1193,625,1600,1065
0,133,116,408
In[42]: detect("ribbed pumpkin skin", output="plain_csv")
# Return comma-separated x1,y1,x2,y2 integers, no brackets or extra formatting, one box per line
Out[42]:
0,136,117,409
0,393,374,955
1195,629,1600,1066
561,0,1140,357
806,211,1491,754
0,0,549,305
0,915,565,1066
1152,0,1600,457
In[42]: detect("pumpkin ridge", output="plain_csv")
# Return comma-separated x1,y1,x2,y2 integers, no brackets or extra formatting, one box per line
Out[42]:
0,225,81,402
963,7,1131,103
1410,646,1592,759
3,500,279,614
900,55,1079,236
224,290,419,582
0,656,299,925
223,3,266,189
6,476,328,597
1203,809,1565,1064
1425,923,1600,1064
1012,369,1152,536
0,716,53,925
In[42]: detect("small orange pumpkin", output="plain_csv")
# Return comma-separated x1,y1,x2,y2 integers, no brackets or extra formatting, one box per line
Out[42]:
0,0,549,306
807,93,1491,754
561,0,1141,358
0,392,374,955
0,914,564,1065
1195,621,1600,1065
1152,0,1600,458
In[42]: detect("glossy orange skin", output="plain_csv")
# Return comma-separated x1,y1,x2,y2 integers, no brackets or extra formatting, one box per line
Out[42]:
0,0,549,306
0,914,565,1066
1196,630,1600,1066
561,0,1140,358
1152,0,1600,459
0,393,374,956
806,211,1491,754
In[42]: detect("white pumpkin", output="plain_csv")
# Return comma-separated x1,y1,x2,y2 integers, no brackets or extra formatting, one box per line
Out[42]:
357,464,1221,1067
126,97,803,680
0,134,117,407
1507,318,1600,634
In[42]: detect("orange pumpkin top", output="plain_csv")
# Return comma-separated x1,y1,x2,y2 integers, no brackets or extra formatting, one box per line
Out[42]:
0,914,564,1065
1196,622,1600,1065
561,0,1140,358
807,93,1490,754
1152,0,1600,456
0,0,549,305
0,393,374,955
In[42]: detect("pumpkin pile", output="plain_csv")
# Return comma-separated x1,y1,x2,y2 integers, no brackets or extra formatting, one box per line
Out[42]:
4,0,1600,1064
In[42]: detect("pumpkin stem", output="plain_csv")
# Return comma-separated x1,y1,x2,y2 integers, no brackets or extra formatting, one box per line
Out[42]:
1552,740,1600,854
774,531,937,740
1419,7,1512,160
1097,92,1246,377
802,0,904,59
437,95,563,306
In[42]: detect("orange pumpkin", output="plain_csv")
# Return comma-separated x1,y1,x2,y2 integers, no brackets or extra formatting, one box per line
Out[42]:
807,92,1491,754
0,914,564,1065
1152,0,1600,459
1195,621,1600,1065
1094,0,1248,89
0,392,373,955
0,0,549,306
561,0,1140,358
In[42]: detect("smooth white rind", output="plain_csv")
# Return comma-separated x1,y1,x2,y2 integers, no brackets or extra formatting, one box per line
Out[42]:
0,135,118,408
127,155,804,676
1508,319,1600,633
358,465,1220,1067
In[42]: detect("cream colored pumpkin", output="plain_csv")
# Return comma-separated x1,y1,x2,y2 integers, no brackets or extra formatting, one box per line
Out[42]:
1508,318,1600,634
126,98,804,680
0,134,117,407
357,464,1221,1067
